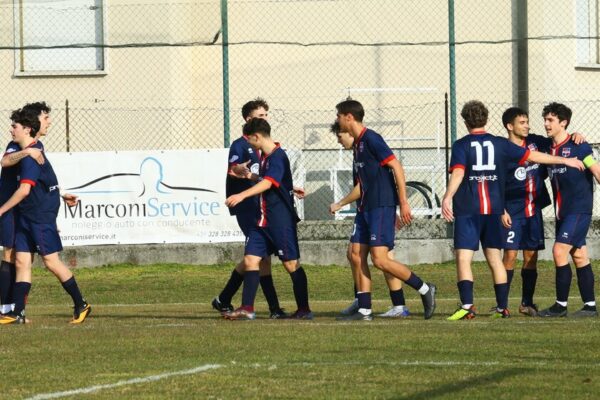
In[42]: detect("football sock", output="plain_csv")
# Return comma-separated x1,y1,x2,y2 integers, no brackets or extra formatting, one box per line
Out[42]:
457,280,474,308
353,284,358,299
494,283,509,310
290,267,310,310
404,272,424,291
61,276,85,308
506,269,514,292
219,269,244,305
521,268,538,306
241,271,260,308
576,264,595,305
12,282,31,315
389,289,406,306
357,292,372,312
0,261,14,306
556,264,572,304
259,274,281,311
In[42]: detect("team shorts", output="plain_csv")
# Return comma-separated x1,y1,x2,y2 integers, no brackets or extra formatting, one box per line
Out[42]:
14,217,63,256
454,214,504,251
245,225,300,261
350,206,396,250
555,214,591,249
235,212,257,237
0,209,16,248
502,212,545,251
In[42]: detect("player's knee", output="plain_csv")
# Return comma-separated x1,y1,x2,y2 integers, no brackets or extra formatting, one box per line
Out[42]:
552,245,568,264
370,254,387,271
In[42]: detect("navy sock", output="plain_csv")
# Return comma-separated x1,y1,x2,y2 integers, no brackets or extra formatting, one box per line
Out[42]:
506,269,514,292
241,271,260,308
61,276,85,308
290,267,310,310
521,268,538,306
12,282,31,315
0,261,14,305
556,264,572,303
353,284,358,299
404,272,424,291
219,269,244,305
357,292,372,310
457,280,474,306
389,289,406,306
494,283,509,310
259,275,281,311
576,264,595,304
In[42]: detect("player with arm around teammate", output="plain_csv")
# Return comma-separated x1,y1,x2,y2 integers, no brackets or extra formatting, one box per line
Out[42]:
442,100,584,320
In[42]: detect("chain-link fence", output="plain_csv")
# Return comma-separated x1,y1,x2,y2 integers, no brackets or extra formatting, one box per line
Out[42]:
1,1,600,227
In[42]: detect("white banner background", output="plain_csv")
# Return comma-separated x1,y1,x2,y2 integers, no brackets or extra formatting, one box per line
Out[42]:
50,149,243,246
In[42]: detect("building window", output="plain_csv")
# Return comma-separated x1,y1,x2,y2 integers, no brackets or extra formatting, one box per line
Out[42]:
14,0,105,76
575,0,600,67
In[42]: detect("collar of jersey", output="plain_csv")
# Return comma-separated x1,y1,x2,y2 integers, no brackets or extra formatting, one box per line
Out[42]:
24,140,38,149
552,134,571,149
261,142,281,159
354,127,368,148
470,130,487,135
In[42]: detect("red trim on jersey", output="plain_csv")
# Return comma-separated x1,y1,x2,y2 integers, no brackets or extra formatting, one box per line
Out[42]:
20,179,36,187
518,149,531,166
551,134,571,150
478,180,491,214
449,164,465,172
524,176,536,217
555,190,562,220
379,154,396,166
470,130,487,135
258,193,268,227
355,127,368,143
264,176,280,188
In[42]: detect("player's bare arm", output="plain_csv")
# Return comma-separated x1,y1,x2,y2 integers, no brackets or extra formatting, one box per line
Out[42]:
441,168,465,222
0,183,32,217
526,151,584,170
330,183,360,214
225,179,272,208
571,131,586,144
386,158,412,226
1,147,44,167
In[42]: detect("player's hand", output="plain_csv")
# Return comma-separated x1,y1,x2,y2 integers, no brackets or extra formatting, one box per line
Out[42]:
329,202,342,214
501,211,512,229
62,193,79,207
441,196,454,222
229,161,251,179
26,148,45,165
293,186,306,199
398,201,412,226
225,194,245,208
565,157,585,171
395,213,403,230
571,132,587,145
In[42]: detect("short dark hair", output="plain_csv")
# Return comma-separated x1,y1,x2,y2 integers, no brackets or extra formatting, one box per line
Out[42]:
336,99,364,122
11,108,40,137
241,98,269,120
542,102,572,129
502,107,528,130
243,117,271,137
22,101,51,116
330,121,341,135
461,100,488,130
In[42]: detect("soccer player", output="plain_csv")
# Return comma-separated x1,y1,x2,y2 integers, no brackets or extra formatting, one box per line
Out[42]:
0,107,90,324
537,102,600,318
212,98,287,319
329,121,410,318
331,99,436,321
442,100,584,320
223,118,311,320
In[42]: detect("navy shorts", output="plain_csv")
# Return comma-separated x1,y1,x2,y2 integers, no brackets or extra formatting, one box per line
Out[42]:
0,209,16,248
245,225,300,261
555,214,591,249
235,212,257,237
454,214,504,251
350,206,396,250
15,217,63,256
502,212,545,251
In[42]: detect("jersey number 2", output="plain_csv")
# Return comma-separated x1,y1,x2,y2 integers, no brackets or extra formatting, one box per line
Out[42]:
471,141,496,171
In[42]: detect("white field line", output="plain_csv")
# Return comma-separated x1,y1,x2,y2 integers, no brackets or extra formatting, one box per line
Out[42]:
25,364,222,400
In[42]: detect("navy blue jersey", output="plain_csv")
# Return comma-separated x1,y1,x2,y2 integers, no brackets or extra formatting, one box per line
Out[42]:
226,135,260,216
18,141,60,224
504,134,552,218
353,128,398,212
0,141,21,203
450,132,529,216
548,135,594,219
257,144,297,228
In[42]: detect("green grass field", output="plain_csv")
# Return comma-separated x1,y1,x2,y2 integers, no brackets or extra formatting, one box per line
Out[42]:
2,261,600,399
